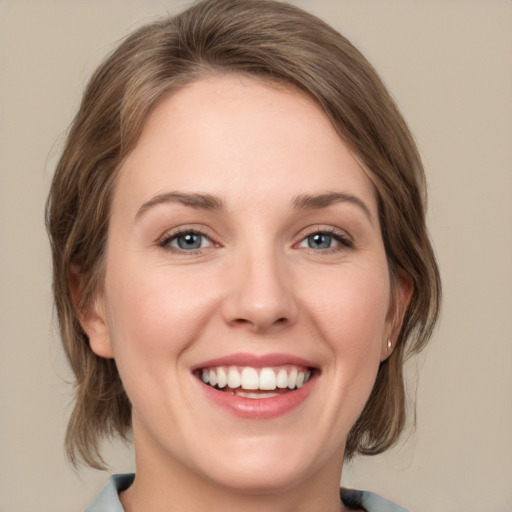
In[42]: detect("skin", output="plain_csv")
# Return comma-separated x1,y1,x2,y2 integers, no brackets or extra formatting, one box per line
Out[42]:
81,74,411,512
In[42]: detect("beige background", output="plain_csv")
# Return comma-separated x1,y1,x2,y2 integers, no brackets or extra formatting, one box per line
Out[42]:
1,1,511,511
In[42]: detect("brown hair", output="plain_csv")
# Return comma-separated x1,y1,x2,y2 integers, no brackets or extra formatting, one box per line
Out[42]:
46,0,441,469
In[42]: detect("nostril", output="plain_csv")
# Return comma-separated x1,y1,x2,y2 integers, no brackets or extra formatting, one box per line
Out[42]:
229,316,289,331
233,318,251,325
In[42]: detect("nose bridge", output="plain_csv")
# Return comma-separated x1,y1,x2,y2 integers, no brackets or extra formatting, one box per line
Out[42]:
222,239,297,331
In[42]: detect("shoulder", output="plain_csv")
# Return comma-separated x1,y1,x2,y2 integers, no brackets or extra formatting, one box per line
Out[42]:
85,474,134,512
340,487,409,512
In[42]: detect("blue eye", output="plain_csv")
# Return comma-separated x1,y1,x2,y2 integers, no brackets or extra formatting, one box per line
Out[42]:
307,233,334,249
162,231,212,251
298,231,352,251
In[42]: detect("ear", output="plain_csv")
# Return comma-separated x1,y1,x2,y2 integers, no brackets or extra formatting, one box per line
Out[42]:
69,268,115,359
381,269,413,361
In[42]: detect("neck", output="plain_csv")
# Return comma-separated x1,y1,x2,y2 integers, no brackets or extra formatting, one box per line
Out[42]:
121,477,346,512
121,431,349,512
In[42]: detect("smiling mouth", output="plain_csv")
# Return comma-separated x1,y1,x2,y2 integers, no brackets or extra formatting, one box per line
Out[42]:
196,365,313,399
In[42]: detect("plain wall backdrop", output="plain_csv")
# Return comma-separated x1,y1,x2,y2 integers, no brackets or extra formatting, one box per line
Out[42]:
1,1,511,511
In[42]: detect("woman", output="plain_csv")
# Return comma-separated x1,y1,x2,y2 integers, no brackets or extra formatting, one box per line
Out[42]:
46,1,441,511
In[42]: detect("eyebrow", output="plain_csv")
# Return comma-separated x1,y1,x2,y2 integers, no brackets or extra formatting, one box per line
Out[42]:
136,192,223,219
291,192,374,223
135,190,373,223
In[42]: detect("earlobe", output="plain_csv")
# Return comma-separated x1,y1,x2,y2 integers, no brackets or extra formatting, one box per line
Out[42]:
69,269,115,359
381,270,414,361
82,296,115,359
381,338,393,361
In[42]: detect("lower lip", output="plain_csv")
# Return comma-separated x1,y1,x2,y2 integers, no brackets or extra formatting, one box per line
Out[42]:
197,375,316,419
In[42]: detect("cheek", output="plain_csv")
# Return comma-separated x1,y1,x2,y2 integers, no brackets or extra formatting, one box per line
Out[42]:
100,266,222,424
302,262,391,351
100,256,205,376
302,261,390,401
292,261,391,438
102,260,222,373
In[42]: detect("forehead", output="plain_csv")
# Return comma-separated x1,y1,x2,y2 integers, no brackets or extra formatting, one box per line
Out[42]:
114,74,377,215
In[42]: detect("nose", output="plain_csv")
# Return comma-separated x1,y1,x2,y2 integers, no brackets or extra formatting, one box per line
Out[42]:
221,247,298,333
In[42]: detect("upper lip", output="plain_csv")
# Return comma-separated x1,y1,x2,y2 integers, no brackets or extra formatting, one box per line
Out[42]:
191,352,318,371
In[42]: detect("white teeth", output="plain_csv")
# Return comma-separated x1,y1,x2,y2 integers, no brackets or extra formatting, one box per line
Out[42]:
236,390,281,399
259,368,277,390
199,365,313,392
217,367,228,388
241,367,259,390
209,369,218,387
287,367,298,389
227,367,241,388
276,368,288,388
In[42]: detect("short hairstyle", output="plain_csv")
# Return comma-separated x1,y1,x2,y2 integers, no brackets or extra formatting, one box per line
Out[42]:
46,0,441,469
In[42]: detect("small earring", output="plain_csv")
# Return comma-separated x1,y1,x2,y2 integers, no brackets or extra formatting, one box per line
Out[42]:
387,339,392,351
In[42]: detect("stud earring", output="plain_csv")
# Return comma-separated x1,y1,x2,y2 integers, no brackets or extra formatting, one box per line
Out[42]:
387,339,392,351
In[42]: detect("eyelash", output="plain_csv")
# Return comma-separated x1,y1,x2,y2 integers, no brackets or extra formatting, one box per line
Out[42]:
158,228,215,254
297,228,354,252
157,227,354,254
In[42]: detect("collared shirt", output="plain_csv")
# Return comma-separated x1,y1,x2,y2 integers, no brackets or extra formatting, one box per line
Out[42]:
85,474,409,512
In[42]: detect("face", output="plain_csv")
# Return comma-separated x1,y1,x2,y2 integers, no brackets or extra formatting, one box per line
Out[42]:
84,75,405,495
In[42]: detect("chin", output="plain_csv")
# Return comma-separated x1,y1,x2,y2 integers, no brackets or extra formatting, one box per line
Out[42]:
190,436,333,496
205,461,312,495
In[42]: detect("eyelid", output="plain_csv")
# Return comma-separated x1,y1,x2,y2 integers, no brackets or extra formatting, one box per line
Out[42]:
295,225,354,250
299,225,353,242
157,225,218,253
